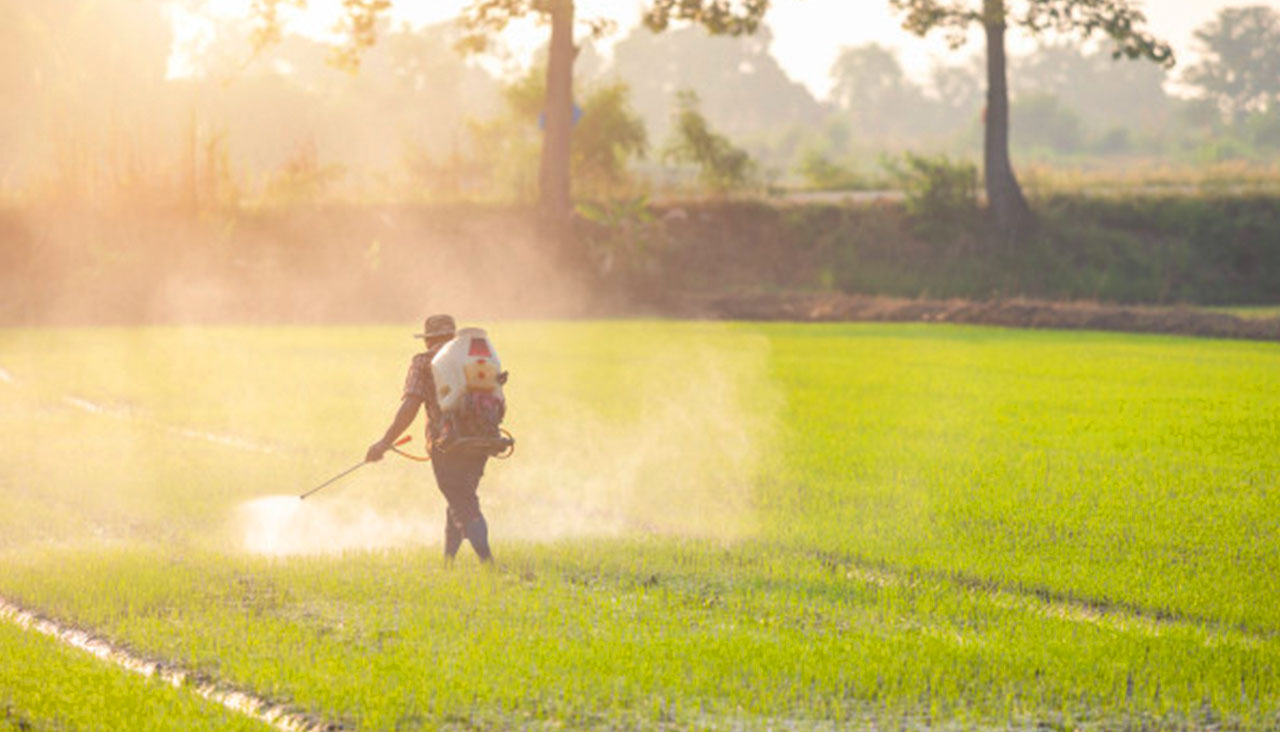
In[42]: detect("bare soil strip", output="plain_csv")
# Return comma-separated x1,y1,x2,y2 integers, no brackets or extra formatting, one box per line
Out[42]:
0,595,343,732
681,293,1280,342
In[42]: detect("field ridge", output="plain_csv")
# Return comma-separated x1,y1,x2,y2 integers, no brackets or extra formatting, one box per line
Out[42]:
0,595,342,732
680,293,1280,341
817,552,1276,642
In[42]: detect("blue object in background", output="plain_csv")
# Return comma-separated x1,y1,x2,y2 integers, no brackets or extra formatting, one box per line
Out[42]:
538,103,583,130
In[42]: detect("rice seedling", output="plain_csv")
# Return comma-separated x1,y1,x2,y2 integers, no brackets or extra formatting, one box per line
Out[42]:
1,322,1277,729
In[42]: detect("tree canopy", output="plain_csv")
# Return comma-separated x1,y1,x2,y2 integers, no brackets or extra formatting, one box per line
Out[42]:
611,24,821,142
889,0,1173,233
829,44,930,139
1183,5,1280,123
891,0,1173,64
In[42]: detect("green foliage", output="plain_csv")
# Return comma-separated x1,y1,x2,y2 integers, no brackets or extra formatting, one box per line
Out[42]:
610,25,822,145
251,0,391,70
468,68,649,200
890,0,1173,66
642,0,769,35
829,43,930,138
881,151,979,232
1183,5,1280,123
794,149,866,190
455,0,618,55
890,0,1174,233
1014,43,1174,133
573,81,649,195
1011,93,1084,153
575,195,664,291
640,194,1280,304
261,139,345,205
662,90,754,191
328,0,393,71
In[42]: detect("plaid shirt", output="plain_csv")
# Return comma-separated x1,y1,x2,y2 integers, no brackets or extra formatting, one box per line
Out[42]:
404,348,446,449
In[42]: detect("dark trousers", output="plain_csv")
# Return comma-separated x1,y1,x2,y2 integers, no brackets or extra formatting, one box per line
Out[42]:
431,448,491,561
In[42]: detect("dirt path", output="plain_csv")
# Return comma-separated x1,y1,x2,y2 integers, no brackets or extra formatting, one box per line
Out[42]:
675,293,1280,342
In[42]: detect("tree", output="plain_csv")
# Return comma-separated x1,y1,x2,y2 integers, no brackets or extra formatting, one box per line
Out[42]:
830,43,930,139
889,0,1173,234
473,65,648,199
572,81,649,195
1,0,174,196
610,24,820,143
1183,5,1280,124
929,56,985,122
1011,93,1083,153
454,0,593,228
663,90,754,191
252,0,766,235
1016,44,1172,133
249,0,586,224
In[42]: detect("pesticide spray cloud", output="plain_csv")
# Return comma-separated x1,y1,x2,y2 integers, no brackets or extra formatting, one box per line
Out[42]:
237,495,438,555
486,332,781,542
234,326,781,555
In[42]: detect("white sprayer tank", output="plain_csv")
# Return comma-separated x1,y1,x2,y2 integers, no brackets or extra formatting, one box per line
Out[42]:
430,327,503,412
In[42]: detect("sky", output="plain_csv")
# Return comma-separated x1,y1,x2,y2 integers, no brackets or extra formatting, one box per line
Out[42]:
174,0,1280,98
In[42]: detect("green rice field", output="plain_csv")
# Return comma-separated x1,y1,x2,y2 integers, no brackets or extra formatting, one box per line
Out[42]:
1,322,1278,730
0,618,268,731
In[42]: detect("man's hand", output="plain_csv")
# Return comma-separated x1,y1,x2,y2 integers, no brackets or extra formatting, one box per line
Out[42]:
365,438,391,462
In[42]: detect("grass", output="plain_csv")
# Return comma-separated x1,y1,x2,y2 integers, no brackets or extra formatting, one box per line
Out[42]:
1,322,1278,729
0,617,268,731
766,324,1280,631
1018,159,1280,196
1207,305,1280,320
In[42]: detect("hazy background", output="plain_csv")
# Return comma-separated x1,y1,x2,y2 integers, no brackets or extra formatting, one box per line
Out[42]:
5,0,1280,205
4,0,1280,325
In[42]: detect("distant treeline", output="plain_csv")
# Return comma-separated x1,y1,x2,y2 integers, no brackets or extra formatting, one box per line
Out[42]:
4,2,1280,207
3,193,1278,325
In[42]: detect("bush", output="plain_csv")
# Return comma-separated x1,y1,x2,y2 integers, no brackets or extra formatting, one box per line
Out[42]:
662,91,755,192
881,152,979,236
794,149,866,190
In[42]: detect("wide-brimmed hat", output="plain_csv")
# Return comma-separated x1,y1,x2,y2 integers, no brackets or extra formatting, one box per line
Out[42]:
414,313,456,340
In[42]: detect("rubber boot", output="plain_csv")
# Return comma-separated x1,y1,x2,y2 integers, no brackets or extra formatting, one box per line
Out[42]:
443,509,463,561
464,516,493,563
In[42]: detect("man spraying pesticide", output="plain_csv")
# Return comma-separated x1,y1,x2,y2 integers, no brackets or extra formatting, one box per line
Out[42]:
305,314,513,562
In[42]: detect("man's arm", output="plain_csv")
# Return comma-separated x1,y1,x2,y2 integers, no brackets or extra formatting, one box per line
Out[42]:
366,394,423,462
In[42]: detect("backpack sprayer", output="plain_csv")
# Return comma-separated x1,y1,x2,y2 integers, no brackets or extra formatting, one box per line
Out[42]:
299,327,514,501
430,327,515,458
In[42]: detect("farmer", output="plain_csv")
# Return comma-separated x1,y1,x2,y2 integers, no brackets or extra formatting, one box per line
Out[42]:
366,314,493,563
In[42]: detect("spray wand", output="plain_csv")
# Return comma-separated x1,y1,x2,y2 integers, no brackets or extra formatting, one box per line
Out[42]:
298,434,417,500
298,429,512,501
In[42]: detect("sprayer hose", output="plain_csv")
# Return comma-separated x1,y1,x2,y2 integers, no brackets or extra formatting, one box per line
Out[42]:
390,429,514,462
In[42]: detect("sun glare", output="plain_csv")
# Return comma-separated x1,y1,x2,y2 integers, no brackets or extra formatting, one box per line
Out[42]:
163,0,652,81
165,4,216,79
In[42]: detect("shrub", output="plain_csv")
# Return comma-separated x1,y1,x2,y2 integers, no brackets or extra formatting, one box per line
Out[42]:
794,149,866,190
881,152,979,236
662,90,754,192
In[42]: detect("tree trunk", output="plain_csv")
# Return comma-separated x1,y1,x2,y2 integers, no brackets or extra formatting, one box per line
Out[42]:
983,0,1031,235
539,0,575,230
